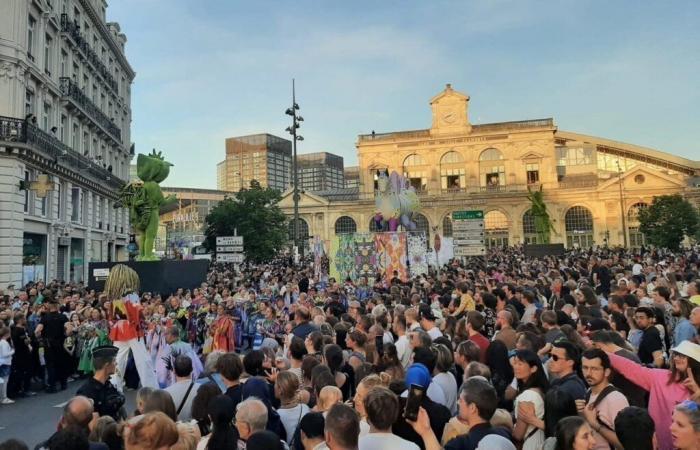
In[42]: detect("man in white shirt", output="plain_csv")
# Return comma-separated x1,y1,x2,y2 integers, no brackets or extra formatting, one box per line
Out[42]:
164,355,199,422
392,314,412,369
419,305,442,341
359,386,419,450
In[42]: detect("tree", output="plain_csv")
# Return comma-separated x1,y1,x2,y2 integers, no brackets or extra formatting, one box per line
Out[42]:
203,180,288,263
638,194,699,249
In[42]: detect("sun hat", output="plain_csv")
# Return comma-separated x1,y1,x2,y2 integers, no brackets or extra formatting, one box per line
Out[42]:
672,340,700,364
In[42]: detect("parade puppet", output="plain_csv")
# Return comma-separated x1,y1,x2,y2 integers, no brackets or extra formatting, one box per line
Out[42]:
115,150,177,261
374,171,420,232
104,264,158,390
526,185,556,244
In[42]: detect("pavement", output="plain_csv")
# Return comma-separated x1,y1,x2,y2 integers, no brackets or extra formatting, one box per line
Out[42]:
0,379,137,448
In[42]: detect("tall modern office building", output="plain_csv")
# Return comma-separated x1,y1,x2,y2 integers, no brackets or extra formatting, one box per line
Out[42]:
297,152,345,191
344,166,359,189
217,133,292,192
0,0,134,288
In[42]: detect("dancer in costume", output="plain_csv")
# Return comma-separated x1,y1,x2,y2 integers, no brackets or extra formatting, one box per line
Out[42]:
104,264,158,390
211,304,235,352
145,312,171,388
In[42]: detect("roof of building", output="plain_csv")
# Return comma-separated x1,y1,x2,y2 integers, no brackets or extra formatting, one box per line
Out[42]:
311,187,360,201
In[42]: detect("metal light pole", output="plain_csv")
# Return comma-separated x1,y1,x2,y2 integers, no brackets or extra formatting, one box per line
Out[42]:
617,160,628,248
286,79,304,258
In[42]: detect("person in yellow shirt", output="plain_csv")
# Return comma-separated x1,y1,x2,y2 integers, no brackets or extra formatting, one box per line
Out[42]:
452,283,475,319
688,281,700,306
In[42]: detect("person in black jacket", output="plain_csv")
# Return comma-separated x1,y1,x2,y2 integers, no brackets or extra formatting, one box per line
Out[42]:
9,313,35,397
34,301,68,393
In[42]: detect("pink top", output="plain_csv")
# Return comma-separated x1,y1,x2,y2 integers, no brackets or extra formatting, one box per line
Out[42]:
609,353,690,450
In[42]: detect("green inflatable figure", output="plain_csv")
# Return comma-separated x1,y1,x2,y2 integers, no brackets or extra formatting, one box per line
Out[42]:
116,150,177,261
526,185,556,244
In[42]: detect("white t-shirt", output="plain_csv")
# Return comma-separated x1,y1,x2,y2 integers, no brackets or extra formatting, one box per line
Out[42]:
514,389,545,450
427,326,443,341
394,335,411,369
359,432,420,450
278,404,310,444
433,372,458,415
165,380,200,422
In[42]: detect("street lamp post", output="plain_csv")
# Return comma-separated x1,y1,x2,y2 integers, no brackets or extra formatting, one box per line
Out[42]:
285,79,304,258
617,161,628,248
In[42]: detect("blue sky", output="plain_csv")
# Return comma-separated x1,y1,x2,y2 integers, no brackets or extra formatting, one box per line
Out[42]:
107,0,700,189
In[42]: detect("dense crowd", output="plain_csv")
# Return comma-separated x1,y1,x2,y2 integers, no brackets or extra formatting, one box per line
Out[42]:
2,246,700,450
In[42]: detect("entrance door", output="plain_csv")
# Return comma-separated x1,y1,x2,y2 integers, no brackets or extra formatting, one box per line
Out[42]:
56,246,67,282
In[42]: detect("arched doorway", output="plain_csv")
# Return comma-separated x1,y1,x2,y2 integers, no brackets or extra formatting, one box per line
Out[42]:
565,206,594,248
522,209,537,244
442,215,453,237
402,154,428,192
288,218,310,243
440,151,465,191
484,210,509,248
479,148,505,189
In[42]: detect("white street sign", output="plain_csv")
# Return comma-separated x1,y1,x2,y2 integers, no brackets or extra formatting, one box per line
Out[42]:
454,246,486,256
216,245,244,253
216,253,244,263
453,231,484,239
216,236,243,246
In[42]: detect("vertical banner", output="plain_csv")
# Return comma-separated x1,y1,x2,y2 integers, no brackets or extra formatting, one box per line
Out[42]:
313,236,327,282
407,232,428,277
331,234,356,281
353,232,377,281
374,232,408,282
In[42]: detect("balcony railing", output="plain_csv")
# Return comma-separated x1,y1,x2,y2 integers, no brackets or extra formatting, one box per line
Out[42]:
358,129,431,142
472,118,554,133
0,115,123,191
60,77,121,143
60,14,119,93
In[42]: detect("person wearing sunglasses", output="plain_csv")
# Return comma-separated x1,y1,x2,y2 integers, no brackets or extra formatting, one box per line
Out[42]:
548,340,586,401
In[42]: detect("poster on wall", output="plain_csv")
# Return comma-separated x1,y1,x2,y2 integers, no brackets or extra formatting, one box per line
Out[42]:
330,233,376,282
374,232,408,282
407,232,429,277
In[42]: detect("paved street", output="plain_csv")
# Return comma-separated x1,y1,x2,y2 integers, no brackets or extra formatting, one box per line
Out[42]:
0,380,136,448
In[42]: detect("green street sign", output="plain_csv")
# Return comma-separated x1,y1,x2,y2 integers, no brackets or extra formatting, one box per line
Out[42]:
452,210,484,220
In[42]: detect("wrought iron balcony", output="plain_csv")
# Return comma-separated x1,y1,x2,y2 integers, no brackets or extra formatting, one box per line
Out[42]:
60,77,121,144
0,115,123,191
60,14,119,93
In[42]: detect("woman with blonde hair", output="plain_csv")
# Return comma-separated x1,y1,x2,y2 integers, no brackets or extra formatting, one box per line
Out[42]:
354,372,392,437
275,370,310,445
124,411,179,450
314,385,343,416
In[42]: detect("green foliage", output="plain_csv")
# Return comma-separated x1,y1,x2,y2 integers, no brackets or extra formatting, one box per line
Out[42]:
526,185,556,244
638,194,699,249
203,181,288,263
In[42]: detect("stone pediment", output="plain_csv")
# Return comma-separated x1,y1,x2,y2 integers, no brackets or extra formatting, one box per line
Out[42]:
278,189,330,208
597,166,686,191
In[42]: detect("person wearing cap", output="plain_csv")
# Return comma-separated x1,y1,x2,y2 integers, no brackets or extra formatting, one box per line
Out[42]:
605,340,700,450
419,305,442,341
77,345,125,420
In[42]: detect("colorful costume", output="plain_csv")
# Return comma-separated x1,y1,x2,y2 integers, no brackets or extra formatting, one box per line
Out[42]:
109,292,158,391
211,312,236,353
78,323,111,375
160,340,204,387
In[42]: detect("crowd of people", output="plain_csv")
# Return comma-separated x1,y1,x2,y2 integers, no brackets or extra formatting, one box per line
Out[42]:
2,245,700,450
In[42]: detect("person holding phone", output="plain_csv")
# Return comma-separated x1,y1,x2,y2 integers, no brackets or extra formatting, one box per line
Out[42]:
359,387,419,450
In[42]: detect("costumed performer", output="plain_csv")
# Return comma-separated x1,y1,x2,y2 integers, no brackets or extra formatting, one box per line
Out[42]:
104,264,158,390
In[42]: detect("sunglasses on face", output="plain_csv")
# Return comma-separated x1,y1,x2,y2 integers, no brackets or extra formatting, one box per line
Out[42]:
549,353,565,362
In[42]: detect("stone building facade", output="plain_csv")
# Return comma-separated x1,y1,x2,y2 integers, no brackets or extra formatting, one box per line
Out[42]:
278,85,700,250
0,0,134,288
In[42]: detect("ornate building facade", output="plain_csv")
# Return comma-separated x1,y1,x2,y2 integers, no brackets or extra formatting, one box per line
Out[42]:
279,84,700,250
0,0,133,288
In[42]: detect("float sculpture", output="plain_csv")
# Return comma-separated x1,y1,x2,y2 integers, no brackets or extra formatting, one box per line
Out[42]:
527,185,556,244
374,171,420,232
116,150,177,261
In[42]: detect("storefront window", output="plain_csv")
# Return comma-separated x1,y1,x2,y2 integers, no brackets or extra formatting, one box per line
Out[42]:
22,233,46,285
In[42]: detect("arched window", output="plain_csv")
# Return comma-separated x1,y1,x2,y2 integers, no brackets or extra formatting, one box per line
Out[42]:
627,202,648,248
288,218,310,242
442,215,453,237
564,206,594,248
627,202,648,222
403,154,427,192
479,148,505,188
522,209,537,244
413,213,430,248
440,151,465,191
484,210,509,248
335,216,357,235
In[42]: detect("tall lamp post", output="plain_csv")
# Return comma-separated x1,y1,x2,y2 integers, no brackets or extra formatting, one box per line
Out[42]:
285,79,304,258
617,160,628,248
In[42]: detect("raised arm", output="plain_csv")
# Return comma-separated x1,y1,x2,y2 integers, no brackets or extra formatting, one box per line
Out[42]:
607,352,662,392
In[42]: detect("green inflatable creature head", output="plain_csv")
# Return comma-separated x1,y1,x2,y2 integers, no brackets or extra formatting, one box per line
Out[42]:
137,149,173,183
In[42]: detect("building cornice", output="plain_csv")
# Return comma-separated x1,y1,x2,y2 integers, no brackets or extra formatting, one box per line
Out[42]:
79,0,135,79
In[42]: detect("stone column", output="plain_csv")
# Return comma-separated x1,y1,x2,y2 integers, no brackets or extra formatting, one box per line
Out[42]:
0,156,26,288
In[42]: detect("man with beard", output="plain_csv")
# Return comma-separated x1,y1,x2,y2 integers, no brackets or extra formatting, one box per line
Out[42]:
577,349,628,450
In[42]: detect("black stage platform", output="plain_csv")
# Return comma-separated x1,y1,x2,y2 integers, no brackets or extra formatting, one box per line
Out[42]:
88,260,209,296
524,243,566,257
